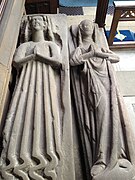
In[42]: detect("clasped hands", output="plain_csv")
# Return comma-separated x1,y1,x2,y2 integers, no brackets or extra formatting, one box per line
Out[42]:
14,47,62,68
78,45,119,63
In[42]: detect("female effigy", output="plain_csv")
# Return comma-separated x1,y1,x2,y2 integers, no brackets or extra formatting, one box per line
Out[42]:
69,19,135,180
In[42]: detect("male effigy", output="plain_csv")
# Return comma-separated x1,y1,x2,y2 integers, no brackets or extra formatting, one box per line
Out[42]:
69,20,135,180
0,15,75,180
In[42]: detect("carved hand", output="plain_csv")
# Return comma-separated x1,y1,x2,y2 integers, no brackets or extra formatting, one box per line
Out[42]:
34,44,62,68
35,53,62,68
82,51,95,60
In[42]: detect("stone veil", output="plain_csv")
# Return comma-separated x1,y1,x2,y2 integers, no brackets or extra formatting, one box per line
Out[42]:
69,19,135,180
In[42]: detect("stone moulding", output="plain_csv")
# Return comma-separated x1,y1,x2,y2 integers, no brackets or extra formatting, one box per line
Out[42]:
0,0,25,133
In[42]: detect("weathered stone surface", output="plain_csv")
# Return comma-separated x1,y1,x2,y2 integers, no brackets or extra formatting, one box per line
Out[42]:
93,160,135,180
0,14,75,180
116,71,135,96
0,0,25,127
69,19,135,180
0,64,11,132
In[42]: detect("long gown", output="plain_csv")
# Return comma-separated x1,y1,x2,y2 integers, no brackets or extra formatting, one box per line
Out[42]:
0,40,64,180
69,24,135,180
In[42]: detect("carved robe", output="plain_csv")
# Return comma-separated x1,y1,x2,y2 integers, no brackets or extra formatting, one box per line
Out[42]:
69,24,135,180
0,15,75,180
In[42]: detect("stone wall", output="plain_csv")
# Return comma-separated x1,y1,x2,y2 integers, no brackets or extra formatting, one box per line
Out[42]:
0,0,25,134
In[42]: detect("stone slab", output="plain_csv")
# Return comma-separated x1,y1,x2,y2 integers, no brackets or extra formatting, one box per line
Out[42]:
0,0,25,67
0,64,11,133
123,96,135,132
0,0,25,125
116,71,135,96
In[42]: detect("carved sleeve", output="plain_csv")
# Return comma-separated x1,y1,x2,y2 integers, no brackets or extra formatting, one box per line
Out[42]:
35,42,62,68
70,47,84,66
14,43,28,63
101,48,120,63
13,43,35,68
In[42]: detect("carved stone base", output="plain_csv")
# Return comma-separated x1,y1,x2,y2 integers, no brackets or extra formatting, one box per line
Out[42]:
93,159,135,180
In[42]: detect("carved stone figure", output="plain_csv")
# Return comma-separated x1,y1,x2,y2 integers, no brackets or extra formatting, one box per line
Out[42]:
69,20,135,180
0,15,75,180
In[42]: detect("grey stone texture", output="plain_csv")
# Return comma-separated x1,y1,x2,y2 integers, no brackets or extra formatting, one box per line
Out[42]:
0,14,75,180
0,0,25,133
116,71,135,96
69,19,135,180
1,10,135,180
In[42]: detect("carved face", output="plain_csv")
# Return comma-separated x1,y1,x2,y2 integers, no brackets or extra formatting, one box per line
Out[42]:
31,16,47,31
79,20,94,36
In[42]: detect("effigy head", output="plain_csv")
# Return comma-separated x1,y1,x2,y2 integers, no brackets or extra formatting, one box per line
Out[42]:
30,15,48,32
79,20,94,37
19,15,55,43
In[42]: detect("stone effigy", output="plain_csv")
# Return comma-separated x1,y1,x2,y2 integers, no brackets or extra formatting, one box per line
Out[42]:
69,19,135,180
0,14,75,180
1,13,135,180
